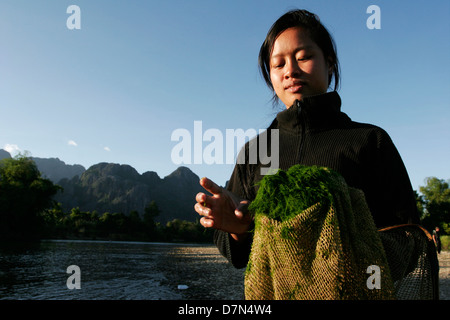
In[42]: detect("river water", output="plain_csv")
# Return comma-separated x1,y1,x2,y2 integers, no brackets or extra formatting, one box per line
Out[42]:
0,239,241,300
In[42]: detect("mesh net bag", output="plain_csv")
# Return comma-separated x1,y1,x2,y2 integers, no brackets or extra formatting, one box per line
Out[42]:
245,165,395,300
378,224,440,299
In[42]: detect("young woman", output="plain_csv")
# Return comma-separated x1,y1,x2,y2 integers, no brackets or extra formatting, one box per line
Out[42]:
194,9,419,269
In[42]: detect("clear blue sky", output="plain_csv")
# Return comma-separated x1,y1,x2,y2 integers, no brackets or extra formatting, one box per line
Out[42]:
1,0,449,192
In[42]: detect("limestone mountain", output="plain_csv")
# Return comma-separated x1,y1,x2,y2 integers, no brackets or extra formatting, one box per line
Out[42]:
0,149,205,224
32,157,86,183
54,163,204,224
0,149,85,183
0,149,11,160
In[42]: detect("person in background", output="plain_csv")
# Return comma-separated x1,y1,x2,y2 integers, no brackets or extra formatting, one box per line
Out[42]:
433,227,442,254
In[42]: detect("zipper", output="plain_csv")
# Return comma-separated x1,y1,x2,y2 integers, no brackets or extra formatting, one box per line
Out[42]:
296,100,306,163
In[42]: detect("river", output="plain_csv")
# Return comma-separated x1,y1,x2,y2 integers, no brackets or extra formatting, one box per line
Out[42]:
0,239,245,300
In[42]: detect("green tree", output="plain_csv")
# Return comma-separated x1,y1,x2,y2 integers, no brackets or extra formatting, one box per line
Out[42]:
143,201,160,240
125,210,145,236
419,177,450,234
144,201,160,223
68,207,100,237
165,219,213,242
98,211,127,239
0,154,61,240
39,202,66,238
414,190,425,219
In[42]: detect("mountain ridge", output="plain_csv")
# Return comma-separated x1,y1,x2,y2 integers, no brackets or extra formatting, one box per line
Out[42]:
0,149,205,224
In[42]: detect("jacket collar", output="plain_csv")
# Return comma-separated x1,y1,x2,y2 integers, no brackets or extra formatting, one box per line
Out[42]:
275,91,343,133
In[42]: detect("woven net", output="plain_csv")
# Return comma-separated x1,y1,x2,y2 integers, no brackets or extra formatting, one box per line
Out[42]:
379,224,439,299
245,165,396,300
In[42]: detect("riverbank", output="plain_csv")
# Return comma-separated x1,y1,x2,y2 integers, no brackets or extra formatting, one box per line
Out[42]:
156,245,245,300
160,246,450,300
438,251,450,300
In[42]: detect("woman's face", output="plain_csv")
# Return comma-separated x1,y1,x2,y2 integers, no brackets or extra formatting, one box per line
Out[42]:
269,27,330,108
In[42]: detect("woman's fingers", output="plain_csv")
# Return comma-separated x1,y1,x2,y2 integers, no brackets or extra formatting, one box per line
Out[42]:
200,177,223,195
196,176,252,234
234,200,250,218
194,202,211,217
199,216,214,228
196,177,223,209
195,191,214,212
195,192,207,204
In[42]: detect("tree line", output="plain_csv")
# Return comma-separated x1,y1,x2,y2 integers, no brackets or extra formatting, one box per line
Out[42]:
0,154,448,242
38,202,214,243
0,155,213,242
416,176,450,235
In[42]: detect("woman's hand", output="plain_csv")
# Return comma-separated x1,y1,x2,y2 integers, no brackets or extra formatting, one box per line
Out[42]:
194,177,252,242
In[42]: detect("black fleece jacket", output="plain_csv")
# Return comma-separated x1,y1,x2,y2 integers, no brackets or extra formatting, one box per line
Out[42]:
214,91,419,269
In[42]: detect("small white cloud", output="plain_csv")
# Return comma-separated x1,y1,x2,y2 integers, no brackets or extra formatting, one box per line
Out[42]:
3,144,21,154
68,140,78,147
104,146,111,152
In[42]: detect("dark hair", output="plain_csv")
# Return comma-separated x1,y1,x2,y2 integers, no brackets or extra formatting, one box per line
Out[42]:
258,9,340,102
